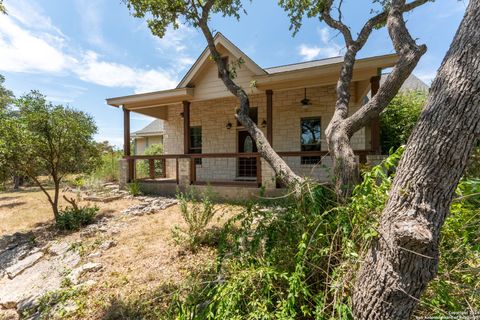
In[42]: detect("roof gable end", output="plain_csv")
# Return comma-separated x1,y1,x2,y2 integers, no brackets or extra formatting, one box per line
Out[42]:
177,32,266,88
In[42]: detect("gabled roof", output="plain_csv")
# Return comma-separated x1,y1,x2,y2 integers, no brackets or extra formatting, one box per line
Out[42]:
132,119,165,138
106,32,399,114
381,73,430,92
177,32,267,88
265,56,344,74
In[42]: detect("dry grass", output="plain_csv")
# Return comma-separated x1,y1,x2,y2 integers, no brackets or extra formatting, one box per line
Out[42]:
0,188,139,235
0,187,240,319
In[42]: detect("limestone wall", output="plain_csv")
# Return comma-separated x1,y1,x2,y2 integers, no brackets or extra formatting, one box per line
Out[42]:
162,84,370,184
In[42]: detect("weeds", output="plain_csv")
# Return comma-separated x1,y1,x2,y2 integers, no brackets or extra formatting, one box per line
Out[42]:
55,205,99,231
127,181,142,196
172,187,218,251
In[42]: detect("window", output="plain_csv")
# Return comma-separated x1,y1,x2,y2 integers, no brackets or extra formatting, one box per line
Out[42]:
190,126,202,165
237,107,258,126
300,117,321,165
218,56,229,78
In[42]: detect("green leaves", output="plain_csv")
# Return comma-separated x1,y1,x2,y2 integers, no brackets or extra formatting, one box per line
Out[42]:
124,0,248,38
380,90,425,154
0,90,100,216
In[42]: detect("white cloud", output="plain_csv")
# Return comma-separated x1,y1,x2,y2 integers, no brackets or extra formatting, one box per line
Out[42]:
5,0,65,37
299,45,322,61
298,27,343,61
155,24,195,53
154,24,197,70
0,3,180,93
0,15,76,73
74,51,178,93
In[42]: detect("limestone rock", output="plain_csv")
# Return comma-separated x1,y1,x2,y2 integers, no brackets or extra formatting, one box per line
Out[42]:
5,252,44,280
99,240,116,251
47,242,70,256
68,263,102,285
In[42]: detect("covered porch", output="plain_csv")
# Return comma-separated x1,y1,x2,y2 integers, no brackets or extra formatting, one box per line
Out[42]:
109,80,383,198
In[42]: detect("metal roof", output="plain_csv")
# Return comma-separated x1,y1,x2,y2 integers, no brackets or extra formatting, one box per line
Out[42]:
264,56,344,74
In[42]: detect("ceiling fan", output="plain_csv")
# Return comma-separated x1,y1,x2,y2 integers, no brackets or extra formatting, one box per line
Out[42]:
300,88,312,108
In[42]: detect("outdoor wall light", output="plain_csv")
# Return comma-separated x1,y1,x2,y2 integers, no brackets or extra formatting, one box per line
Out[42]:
180,112,184,118
226,122,233,129
261,119,267,128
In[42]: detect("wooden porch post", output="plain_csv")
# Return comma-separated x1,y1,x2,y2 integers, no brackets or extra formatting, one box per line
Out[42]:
183,101,190,155
370,76,381,154
123,106,134,182
266,90,273,145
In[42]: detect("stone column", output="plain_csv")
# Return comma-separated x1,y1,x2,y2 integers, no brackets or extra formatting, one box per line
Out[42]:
177,158,191,187
119,158,129,188
261,159,276,190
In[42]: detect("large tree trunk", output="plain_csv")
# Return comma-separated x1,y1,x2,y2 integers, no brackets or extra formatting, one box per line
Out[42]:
353,2,480,318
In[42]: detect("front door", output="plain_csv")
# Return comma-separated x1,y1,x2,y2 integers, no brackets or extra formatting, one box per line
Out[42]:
237,130,257,178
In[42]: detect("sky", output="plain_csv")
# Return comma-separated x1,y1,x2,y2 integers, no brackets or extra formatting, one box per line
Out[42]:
0,0,467,147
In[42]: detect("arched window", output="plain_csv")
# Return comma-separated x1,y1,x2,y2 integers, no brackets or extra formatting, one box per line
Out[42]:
244,136,253,153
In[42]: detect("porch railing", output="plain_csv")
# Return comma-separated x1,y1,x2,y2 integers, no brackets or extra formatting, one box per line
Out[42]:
125,150,375,186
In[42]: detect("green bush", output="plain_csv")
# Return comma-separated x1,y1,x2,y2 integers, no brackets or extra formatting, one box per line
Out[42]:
165,147,479,319
55,206,99,231
172,187,217,251
127,181,142,196
90,151,122,182
136,144,164,179
380,91,425,154
465,144,480,179
417,179,480,317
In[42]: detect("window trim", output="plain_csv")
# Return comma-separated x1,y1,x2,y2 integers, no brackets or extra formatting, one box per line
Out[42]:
189,126,202,165
300,117,322,165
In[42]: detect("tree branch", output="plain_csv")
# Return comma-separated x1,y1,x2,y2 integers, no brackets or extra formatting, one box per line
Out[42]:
320,0,353,44
195,5,303,186
345,0,427,135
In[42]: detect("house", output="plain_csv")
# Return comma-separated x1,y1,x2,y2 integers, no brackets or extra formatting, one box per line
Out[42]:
106,33,398,199
383,73,429,92
132,119,164,155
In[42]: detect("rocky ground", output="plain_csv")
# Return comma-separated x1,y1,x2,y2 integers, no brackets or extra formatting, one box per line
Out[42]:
0,195,178,320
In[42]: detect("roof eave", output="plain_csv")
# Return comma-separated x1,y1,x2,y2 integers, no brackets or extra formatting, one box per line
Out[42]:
106,87,194,108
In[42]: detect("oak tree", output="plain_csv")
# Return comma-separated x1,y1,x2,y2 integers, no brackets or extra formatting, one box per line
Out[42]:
353,1,480,318
0,92,100,218
280,0,430,197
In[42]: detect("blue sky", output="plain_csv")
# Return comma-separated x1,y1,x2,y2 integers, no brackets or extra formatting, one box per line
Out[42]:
0,0,467,147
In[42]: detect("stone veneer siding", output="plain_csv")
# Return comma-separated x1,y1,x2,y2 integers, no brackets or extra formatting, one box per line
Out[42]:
163,84,369,186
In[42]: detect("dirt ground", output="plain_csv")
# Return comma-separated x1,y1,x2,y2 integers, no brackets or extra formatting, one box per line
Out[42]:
0,188,237,319
0,188,140,235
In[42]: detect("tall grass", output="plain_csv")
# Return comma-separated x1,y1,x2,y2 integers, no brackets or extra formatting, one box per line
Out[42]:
165,147,479,319
90,151,122,183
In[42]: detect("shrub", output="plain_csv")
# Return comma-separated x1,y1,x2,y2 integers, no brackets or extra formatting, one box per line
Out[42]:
169,148,407,319
380,91,425,154
172,187,217,251
90,151,122,182
136,144,164,179
55,206,99,231
127,181,142,196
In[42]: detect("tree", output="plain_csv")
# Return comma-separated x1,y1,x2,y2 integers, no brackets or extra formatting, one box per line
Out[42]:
353,1,480,318
124,0,304,188
0,75,15,187
280,0,429,198
380,91,425,154
0,92,100,218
